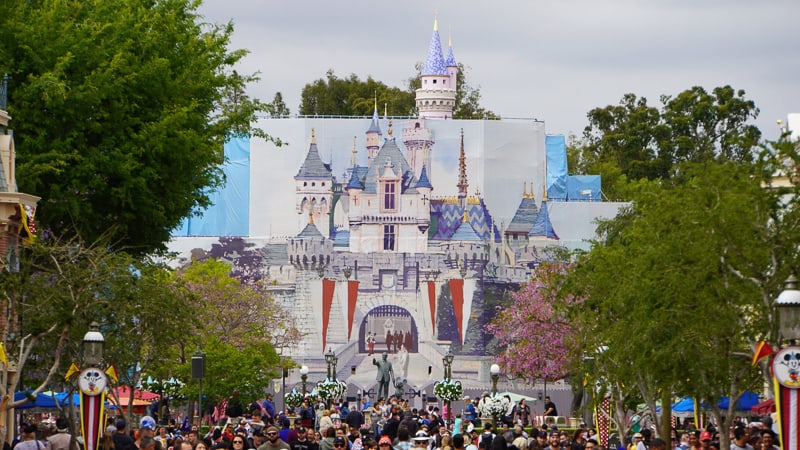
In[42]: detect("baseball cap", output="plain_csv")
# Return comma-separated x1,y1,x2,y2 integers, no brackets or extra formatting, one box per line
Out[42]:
266,426,279,434
633,433,643,439
700,431,712,442
141,416,156,430
333,437,347,446
379,436,393,446
298,428,307,433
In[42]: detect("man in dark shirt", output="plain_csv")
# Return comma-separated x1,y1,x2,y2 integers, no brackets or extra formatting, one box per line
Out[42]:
112,420,138,450
290,428,319,450
345,408,365,433
542,397,558,417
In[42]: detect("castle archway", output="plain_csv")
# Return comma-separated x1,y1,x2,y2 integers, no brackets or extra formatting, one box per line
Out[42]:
359,305,418,354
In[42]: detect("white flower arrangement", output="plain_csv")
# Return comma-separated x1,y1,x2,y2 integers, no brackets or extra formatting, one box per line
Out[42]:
479,394,510,418
316,379,347,401
433,379,463,402
285,389,304,409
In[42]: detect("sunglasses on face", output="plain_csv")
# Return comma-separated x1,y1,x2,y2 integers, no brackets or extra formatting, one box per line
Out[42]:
233,441,245,445
267,433,278,436
334,445,346,448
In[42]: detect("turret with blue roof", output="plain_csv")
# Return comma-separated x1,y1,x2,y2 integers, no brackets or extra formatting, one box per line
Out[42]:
528,187,559,240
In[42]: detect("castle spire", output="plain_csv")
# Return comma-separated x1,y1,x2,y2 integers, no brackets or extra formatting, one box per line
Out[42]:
311,128,316,144
422,14,447,76
351,136,357,166
457,128,468,209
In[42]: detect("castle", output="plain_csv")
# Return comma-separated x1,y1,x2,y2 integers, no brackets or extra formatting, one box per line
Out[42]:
169,17,626,403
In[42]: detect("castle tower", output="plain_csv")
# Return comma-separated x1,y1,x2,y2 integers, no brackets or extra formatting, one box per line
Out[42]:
402,117,434,181
294,129,333,238
415,15,456,119
445,33,458,95
457,128,468,210
365,100,382,164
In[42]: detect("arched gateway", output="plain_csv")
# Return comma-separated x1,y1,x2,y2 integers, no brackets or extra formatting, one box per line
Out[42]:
358,305,419,353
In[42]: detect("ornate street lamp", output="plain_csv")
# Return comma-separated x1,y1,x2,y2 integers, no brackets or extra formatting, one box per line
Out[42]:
300,365,309,396
443,349,455,380
83,322,104,366
325,348,336,380
776,275,800,344
490,364,500,396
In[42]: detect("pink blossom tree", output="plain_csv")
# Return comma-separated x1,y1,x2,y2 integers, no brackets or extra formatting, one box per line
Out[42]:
486,263,581,382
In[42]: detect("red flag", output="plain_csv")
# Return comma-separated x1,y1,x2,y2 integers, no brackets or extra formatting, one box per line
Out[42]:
449,278,464,344
347,280,359,340
321,279,336,351
427,281,437,333
751,341,775,366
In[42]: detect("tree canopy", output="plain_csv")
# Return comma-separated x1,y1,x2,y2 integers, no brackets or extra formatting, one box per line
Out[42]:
575,86,761,199
565,155,800,446
0,0,272,254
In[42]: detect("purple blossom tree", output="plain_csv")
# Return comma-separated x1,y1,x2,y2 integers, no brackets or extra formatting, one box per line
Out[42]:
486,263,580,381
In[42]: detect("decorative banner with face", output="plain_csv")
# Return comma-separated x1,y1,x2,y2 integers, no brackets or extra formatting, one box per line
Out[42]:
78,368,108,396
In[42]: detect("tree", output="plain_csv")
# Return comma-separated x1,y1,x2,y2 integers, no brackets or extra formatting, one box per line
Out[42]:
267,92,290,117
0,234,141,442
0,0,274,254
486,264,580,383
566,160,799,449
299,70,416,116
580,86,761,198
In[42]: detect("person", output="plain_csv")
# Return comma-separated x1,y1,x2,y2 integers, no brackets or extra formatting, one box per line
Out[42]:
479,425,494,450
112,420,138,450
346,408,366,435
259,427,290,450
15,424,42,450
730,427,753,450
319,411,334,435
232,436,248,450
99,433,114,450
46,418,72,450
513,400,531,428
263,396,277,425
542,398,557,418
331,437,348,450
378,437,392,450
758,432,778,450
650,439,666,450
635,430,651,450
463,399,476,423
367,333,376,356
374,353,394,399
396,427,412,450
141,437,157,450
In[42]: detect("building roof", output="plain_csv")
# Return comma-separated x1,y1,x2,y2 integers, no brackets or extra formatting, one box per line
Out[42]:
445,42,457,68
363,138,417,195
506,196,538,234
415,164,433,190
450,213,482,242
295,142,332,179
346,165,365,190
366,105,382,135
297,221,324,239
430,200,500,242
529,200,559,240
422,19,448,76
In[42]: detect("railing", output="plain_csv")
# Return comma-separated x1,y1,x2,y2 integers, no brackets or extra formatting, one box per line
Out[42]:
0,73,8,110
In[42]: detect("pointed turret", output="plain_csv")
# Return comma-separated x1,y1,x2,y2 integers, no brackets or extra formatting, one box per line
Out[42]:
366,99,382,162
295,128,333,238
528,187,559,240
445,32,458,90
416,14,456,119
415,164,433,191
457,128,468,209
450,209,482,242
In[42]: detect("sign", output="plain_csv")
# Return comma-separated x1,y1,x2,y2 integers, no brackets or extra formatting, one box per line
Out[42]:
773,347,800,388
77,368,108,396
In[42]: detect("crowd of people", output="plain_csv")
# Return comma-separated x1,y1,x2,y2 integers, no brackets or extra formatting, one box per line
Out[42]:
7,393,781,450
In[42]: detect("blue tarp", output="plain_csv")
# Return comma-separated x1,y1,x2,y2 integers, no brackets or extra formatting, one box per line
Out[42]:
566,175,602,201
14,391,79,409
174,136,251,236
546,135,568,200
669,392,760,413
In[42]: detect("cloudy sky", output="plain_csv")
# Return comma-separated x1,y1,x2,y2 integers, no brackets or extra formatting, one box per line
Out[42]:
197,0,799,140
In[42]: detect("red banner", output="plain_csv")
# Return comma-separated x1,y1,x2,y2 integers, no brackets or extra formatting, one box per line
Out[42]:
449,278,464,344
427,281,437,333
80,391,106,450
321,278,336,351
347,280,359,340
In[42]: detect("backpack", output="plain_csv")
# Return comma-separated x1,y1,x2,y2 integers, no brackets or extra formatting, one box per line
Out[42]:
481,433,493,449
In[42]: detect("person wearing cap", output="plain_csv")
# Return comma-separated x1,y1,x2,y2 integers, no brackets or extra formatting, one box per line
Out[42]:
331,437,349,450
259,426,291,450
45,418,72,450
378,436,393,450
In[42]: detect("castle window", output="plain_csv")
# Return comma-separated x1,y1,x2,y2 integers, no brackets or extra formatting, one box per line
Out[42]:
322,182,325,186
304,181,307,186
433,79,437,84
383,225,396,251
381,181,397,212
312,182,316,187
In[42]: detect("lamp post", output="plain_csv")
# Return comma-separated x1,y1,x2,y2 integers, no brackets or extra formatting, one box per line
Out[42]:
773,276,800,450
79,323,106,450
192,347,206,426
325,348,335,380
443,349,454,380
490,364,500,427
300,365,309,396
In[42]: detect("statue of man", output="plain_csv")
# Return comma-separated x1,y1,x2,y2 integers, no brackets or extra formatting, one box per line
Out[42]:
373,352,394,399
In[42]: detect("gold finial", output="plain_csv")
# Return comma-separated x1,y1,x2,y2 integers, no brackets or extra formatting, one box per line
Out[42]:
434,10,438,31
311,128,316,144
462,209,469,222
308,209,314,224
374,92,377,111
387,119,393,137
523,182,527,197
384,102,387,118
542,182,548,202
449,28,452,47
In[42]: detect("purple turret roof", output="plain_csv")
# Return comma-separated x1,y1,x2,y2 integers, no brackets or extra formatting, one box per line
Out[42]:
415,164,433,190
366,104,382,135
422,19,448,76
445,43,457,68
529,200,560,240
